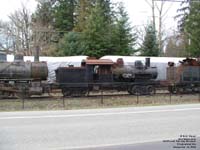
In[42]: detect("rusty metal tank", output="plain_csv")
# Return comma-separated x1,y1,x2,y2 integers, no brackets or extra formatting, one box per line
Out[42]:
0,54,48,80
31,62,48,80
167,58,200,83
113,58,158,81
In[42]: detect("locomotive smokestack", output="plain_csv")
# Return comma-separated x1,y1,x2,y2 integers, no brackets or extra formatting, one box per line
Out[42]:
34,46,40,62
145,58,150,67
14,53,24,62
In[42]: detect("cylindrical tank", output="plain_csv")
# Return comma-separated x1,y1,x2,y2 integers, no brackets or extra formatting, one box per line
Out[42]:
0,61,48,80
0,62,31,79
113,59,158,81
31,62,48,80
113,66,157,79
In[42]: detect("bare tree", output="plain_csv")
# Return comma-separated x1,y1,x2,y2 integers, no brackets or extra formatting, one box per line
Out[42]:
165,31,188,57
8,4,32,55
145,0,173,56
30,0,60,56
0,21,13,53
156,1,165,55
0,4,32,55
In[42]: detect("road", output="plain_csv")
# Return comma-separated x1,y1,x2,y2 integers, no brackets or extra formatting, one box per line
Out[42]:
0,104,199,150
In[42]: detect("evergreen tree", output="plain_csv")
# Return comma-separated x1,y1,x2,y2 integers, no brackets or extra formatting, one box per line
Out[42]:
112,2,136,55
53,0,77,32
176,0,191,31
83,0,113,58
140,24,159,56
32,0,55,27
176,0,200,56
74,0,93,32
184,1,200,56
31,0,138,57
57,32,85,56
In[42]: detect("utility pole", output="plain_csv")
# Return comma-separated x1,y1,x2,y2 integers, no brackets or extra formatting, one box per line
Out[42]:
152,0,156,30
145,0,156,29
157,1,165,56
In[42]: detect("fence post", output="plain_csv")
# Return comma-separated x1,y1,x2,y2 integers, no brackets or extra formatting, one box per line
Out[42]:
62,96,65,108
101,90,104,105
198,87,200,102
21,88,26,110
136,94,139,105
22,97,25,110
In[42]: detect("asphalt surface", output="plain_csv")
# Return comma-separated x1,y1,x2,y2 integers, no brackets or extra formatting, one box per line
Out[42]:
0,104,200,150
66,137,200,150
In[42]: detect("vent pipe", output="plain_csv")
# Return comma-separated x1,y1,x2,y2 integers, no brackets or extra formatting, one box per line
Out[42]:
34,46,40,62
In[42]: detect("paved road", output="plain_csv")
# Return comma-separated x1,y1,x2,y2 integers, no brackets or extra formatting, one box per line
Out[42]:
0,104,200,150
66,137,200,150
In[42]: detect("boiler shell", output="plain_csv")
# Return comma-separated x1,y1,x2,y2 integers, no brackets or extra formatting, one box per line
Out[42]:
31,62,48,80
0,61,48,80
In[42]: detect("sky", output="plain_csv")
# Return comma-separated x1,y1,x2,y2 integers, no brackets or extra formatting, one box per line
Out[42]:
0,0,182,33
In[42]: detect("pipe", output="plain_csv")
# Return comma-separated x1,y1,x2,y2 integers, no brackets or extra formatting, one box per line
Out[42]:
34,46,40,62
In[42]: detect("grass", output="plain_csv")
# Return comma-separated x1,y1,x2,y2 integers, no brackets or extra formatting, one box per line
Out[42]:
0,93,199,112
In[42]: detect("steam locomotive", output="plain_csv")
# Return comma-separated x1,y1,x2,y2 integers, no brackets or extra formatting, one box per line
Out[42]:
55,57,200,96
56,58,158,97
0,52,158,98
0,52,199,98
0,53,49,98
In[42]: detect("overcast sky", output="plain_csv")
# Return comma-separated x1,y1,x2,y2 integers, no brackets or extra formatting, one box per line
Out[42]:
0,0,182,32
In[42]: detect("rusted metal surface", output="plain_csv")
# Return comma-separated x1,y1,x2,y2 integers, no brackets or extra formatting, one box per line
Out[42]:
31,62,48,80
0,62,32,79
115,58,124,67
179,58,200,66
0,61,48,80
166,58,200,94
85,59,114,65
167,66,177,83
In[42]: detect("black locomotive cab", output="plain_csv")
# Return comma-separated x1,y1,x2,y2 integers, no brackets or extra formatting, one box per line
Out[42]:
85,59,114,83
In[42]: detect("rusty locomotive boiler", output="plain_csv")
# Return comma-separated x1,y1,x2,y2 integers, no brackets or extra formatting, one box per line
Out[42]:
0,53,48,98
112,58,158,82
112,58,158,95
0,55,48,80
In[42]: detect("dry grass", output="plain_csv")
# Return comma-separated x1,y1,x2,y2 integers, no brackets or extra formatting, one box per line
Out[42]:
0,93,199,112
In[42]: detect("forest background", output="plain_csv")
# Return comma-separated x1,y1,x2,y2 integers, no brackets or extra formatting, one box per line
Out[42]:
0,0,199,58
